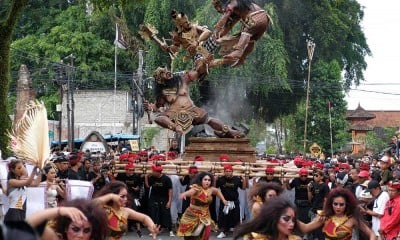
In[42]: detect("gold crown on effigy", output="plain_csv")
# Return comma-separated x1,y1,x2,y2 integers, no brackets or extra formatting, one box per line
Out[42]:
153,66,169,84
171,10,189,27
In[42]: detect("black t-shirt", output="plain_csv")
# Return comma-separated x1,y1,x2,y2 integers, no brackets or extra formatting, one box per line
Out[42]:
68,169,86,180
310,182,330,210
116,173,142,198
56,170,68,181
290,177,311,201
148,175,172,201
169,146,180,154
180,175,192,191
216,176,242,201
258,177,282,185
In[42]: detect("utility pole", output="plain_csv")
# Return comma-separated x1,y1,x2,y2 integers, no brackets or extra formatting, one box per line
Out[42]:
137,50,144,137
64,54,75,152
54,60,66,150
303,40,315,159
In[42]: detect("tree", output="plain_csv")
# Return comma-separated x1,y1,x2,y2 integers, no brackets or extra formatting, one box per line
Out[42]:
0,0,29,156
285,60,349,155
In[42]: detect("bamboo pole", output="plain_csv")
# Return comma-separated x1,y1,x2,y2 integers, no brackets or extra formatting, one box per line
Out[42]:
112,161,314,179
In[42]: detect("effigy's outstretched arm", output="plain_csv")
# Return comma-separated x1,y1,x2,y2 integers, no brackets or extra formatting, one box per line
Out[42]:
139,24,175,57
214,10,233,39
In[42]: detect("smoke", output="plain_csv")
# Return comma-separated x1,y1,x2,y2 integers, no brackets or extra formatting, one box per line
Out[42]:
203,75,251,126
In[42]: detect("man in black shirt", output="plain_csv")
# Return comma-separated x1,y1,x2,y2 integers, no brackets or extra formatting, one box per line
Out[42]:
145,164,174,236
67,152,86,181
257,167,282,185
216,164,247,238
308,169,330,239
285,168,312,224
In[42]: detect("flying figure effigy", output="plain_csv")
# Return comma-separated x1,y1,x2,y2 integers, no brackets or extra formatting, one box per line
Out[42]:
211,0,271,67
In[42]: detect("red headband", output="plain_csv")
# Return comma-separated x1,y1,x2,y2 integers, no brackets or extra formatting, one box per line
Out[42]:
152,165,163,172
223,164,233,171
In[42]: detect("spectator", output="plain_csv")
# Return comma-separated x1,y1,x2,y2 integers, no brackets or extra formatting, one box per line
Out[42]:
379,180,400,240
4,159,42,222
361,179,389,239
40,164,66,208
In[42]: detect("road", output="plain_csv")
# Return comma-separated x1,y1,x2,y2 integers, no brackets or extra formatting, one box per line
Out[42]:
121,228,235,239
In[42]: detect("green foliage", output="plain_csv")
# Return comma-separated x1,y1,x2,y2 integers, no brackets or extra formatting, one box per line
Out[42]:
0,0,29,156
285,60,348,155
266,145,276,155
271,0,370,89
366,127,398,153
1,0,371,156
141,127,161,148
244,119,267,147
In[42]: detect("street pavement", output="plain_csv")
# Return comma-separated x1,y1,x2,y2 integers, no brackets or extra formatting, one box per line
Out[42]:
121,228,234,239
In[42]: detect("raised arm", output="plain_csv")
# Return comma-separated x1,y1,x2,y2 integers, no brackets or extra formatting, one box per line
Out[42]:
125,208,160,238
296,217,324,234
211,187,228,205
8,166,38,189
29,170,43,187
27,206,87,227
179,188,197,200
93,193,120,206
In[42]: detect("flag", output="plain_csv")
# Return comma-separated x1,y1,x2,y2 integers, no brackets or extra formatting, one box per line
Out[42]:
114,24,127,49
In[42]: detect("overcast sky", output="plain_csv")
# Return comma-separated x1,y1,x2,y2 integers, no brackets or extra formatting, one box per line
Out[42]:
345,0,400,111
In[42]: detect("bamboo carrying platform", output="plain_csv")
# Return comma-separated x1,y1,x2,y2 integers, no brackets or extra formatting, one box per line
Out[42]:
183,137,257,162
112,160,313,179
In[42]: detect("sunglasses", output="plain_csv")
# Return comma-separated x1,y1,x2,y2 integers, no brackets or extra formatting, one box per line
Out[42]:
339,168,345,170
300,175,308,177
332,202,346,207
313,174,320,177
266,173,274,175
280,215,295,223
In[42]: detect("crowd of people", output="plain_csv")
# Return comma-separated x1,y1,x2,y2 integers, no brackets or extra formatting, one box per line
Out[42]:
1,143,400,240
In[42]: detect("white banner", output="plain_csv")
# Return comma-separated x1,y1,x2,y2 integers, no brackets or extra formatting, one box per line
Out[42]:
66,180,94,200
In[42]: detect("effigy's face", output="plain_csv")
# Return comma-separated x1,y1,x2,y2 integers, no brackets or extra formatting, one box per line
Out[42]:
153,67,172,84
173,13,190,31
212,0,225,13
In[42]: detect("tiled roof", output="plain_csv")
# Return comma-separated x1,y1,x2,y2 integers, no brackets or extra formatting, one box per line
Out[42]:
346,104,376,120
347,122,375,132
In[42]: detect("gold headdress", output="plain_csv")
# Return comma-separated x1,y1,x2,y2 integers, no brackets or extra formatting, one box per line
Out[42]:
171,10,190,31
8,100,51,168
153,67,169,84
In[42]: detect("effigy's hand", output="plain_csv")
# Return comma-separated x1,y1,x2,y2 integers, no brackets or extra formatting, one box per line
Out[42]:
143,101,154,112
161,43,169,52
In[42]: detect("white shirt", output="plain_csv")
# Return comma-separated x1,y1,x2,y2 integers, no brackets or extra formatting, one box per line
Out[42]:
371,191,390,236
